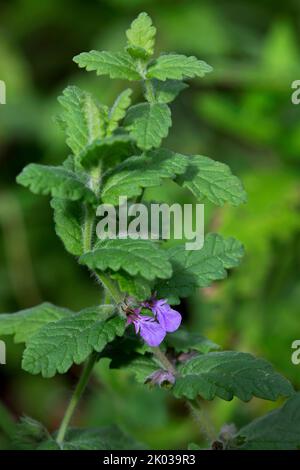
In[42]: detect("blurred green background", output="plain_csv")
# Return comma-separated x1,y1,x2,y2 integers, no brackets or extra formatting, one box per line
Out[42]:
0,0,300,450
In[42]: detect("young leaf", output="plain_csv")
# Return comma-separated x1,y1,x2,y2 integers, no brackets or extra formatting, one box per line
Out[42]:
0,303,71,344
146,79,188,104
107,89,133,135
58,86,107,156
13,417,51,450
165,329,221,354
22,307,125,377
80,239,172,281
173,351,294,401
39,426,145,450
234,393,300,450
147,54,212,81
101,149,189,204
73,51,141,81
51,198,83,256
157,233,244,303
124,103,172,150
79,134,134,170
16,164,96,204
126,12,156,59
111,271,152,301
177,155,247,206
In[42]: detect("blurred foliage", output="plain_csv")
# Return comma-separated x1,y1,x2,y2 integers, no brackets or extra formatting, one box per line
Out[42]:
0,0,299,450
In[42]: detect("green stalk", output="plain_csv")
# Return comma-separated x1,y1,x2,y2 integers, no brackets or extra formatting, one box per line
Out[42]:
95,271,124,304
152,347,177,375
152,347,216,444
56,353,98,446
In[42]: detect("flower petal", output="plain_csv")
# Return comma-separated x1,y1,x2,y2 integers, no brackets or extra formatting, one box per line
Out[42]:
156,305,182,333
139,319,166,347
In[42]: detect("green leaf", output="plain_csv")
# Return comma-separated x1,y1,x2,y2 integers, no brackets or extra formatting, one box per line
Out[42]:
111,355,158,384
177,155,247,206
39,426,145,450
166,329,221,354
107,89,132,135
157,233,244,303
16,164,96,204
51,198,83,256
14,417,51,450
147,54,212,81
124,103,172,150
80,239,172,281
126,12,156,58
58,86,107,157
111,271,152,301
101,149,189,204
234,393,300,450
22,307,125,377
0,302,71,344
173,351,294,401
73,51,140,81
146,79,188,104
79,134,134,170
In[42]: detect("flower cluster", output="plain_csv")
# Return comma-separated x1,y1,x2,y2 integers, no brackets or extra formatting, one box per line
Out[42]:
126,298,182,347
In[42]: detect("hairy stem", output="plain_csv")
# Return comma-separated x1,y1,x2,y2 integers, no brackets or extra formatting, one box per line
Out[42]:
187,398,217,444
152,347,216,444
152,347,177,375
95,272,124,304
82,205,95,253
56,353,98,446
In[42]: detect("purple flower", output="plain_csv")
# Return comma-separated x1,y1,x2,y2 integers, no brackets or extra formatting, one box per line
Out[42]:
145,369,176,387
149,299,182,333
127,310,166,347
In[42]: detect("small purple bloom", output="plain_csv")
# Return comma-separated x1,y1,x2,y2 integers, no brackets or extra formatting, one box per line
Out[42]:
150,299,182,333
127,310,166,347
145,369,176,387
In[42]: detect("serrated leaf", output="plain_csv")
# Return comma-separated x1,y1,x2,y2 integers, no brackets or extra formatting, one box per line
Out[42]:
73,51,140,81
39,426,145,450
147,54,212,81
22,307,125,377
107,89,132,135
157,233,244,303
166,330,221,354
79,134,134,170
58,86,107,157
101,149,188,204
126,12,156,58
80,239,172,281
16,164,96,204
51,198,83,256
146,79,188,104
234,393,300,450
173,351,294,401
177,155,247,206
0,302,71,344
111,271,152,301
124,103,172,150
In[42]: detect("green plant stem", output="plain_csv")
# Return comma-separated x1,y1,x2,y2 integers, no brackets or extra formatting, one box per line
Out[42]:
152,347,216,444
145,79,156,103
56,353,98,446
83,205,94,253
187,398,217,444
95,271,124,304
152,347,177,375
